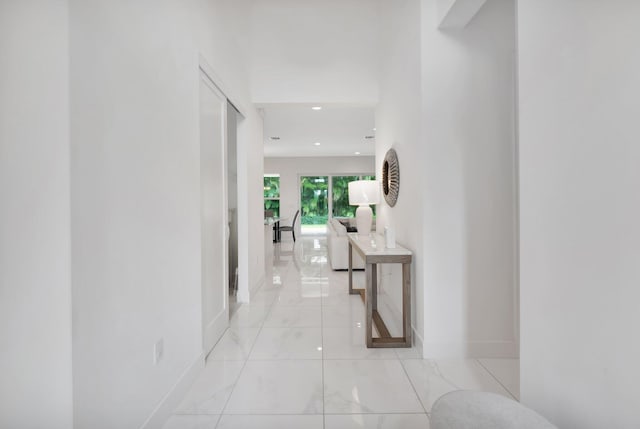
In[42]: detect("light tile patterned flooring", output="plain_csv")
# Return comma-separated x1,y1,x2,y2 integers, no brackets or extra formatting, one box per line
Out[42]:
164,236,519,429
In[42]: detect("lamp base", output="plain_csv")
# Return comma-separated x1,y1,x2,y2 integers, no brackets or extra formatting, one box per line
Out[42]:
355,205,373,236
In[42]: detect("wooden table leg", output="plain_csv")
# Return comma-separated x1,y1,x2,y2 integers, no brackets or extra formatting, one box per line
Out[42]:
402,262,412,345
348,242,353,294
365,262,374,348
371,263,377,311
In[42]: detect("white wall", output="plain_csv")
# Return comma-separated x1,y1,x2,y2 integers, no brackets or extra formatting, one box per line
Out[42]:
264,156,375,238
0,2,73,427
246,0,380,104
376,0,425,344
237,109,265,301
69,1,262,427
518,1,640,427
421,0,517,357
376,0,517,357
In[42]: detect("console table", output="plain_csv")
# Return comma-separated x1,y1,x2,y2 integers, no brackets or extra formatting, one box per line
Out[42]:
347,233,412,348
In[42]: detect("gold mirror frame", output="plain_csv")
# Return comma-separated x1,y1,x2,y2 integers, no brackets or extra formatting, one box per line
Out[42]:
382,148,400,207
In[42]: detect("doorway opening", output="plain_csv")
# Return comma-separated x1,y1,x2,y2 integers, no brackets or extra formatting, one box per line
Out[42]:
300,176,328,235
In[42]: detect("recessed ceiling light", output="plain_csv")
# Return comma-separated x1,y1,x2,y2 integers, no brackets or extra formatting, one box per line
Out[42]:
311,106,322,110
355,151,361,155
314,142,321,146
373,128,377,131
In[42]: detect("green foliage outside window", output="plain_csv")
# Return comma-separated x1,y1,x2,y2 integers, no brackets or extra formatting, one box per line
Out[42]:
300,176,328,225
264,199,280,218
299,175,376,225
332,176,359,218
263,176,280,198
332,175,377,218
264,175,280,217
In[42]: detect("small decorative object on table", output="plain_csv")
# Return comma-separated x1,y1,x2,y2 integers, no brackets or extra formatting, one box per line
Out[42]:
384,225,396,249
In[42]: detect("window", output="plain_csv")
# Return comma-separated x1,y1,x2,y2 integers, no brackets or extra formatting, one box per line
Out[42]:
332,174,376,219
264,174,280,217
298,173,375,235
300,176,328,228
331,176,360,218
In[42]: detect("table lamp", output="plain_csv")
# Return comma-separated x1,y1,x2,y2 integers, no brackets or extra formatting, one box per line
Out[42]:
348,180,380,236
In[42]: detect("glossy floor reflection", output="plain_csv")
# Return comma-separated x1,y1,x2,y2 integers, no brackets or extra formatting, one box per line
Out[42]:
165,236,519,429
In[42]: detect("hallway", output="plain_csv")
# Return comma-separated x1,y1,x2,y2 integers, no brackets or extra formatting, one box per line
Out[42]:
163,237,518,428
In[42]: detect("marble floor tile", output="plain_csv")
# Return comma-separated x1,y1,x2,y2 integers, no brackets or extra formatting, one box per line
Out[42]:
206,327,260,361
167,237,522,429
322,303,365,329
401,359,513,412
320,282,350,296
224,360,323,414
394,344,423,360
285,268,328,282
216,415,323,429
478,358,520,400
263,305,322,327
323,271,365,286
324,359,424,414
322,327,397,360
324,413,430,429
174,361,244,414
273,289,323,306
162,414,219,429
322,291,364,307
249,289,279,305
228,304,271,328
249,327,323,360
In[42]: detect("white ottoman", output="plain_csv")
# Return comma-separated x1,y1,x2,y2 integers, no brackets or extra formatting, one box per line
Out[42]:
431,391,557,429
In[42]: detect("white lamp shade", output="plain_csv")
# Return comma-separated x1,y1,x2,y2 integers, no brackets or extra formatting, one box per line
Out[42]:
348,180,380,206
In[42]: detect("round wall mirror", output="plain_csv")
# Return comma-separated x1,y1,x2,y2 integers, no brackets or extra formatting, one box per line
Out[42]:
382,148,400,207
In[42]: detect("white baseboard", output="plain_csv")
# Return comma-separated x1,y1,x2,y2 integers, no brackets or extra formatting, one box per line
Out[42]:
422,340,519,359
139,353,205,429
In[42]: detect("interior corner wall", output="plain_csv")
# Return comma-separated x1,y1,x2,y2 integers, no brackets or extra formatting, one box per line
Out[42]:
375,0,425,347
0,2,73,427
377,0,517,357
420,0,517,358
518,1,640,427
69,1,259,427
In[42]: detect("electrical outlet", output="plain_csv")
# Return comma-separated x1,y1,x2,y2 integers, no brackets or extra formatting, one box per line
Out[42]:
153,338,164,365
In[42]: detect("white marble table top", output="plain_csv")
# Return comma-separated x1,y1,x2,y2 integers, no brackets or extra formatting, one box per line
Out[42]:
347,233,412,256
264,217,287,225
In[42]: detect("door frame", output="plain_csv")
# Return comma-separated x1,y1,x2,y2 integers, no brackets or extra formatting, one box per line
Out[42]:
199,66,229,355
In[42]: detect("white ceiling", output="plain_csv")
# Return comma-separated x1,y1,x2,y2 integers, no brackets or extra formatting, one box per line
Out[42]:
245,1,380,158
261,104,376,158
247,0,380,104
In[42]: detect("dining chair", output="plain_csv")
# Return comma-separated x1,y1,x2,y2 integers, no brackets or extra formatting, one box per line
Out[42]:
279,209,300,242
